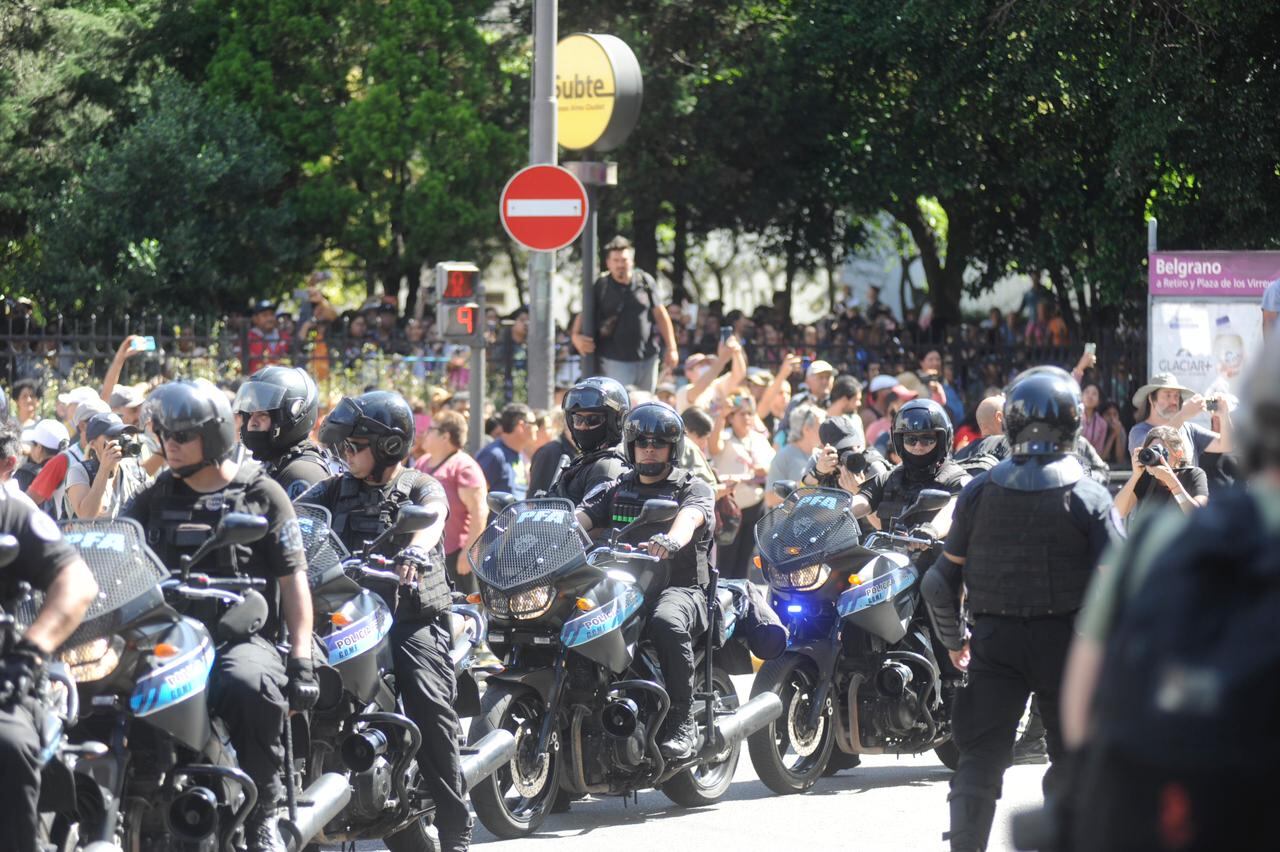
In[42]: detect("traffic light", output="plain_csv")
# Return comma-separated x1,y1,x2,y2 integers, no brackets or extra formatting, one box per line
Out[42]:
435,262,482,343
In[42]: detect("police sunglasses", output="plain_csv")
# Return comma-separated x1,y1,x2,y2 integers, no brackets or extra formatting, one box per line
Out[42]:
902,434,938,448
633,437,670,449
339,438,371,456
158,428,200,445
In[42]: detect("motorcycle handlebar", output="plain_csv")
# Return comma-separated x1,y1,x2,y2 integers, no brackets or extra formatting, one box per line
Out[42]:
183,573,268,589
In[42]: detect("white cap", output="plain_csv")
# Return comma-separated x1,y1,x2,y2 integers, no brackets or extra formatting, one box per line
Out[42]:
70,398,111,429
21,419,71,451
57,386,99,406
868,375,898,394
806,359,836,377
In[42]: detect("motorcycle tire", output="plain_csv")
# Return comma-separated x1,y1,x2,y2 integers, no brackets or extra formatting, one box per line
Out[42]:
467,682,561,839
747,653,835,795
661,665,741,808
934,739,960,771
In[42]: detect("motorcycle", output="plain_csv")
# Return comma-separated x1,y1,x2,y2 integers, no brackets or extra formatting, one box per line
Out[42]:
464,494,784,838
0,534,109,852
747,483,962,794
290,501,515,851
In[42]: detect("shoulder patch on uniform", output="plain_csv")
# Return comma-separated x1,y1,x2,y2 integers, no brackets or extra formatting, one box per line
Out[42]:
30,509,61,542
582,480,614,504
278,517,304,554
286,479,311,500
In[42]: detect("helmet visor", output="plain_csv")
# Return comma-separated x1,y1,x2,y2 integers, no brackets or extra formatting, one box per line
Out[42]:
318,397,362,446
233,381,287,415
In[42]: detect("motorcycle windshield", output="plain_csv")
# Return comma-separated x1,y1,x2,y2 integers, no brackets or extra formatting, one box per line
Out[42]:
754,486,862,573
293,503,351,588
468,497,589,593
18,518,169,648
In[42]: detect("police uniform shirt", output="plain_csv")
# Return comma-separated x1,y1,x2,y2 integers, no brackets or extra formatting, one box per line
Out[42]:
945,471,1118,570
123,468,308,581
858,461,969,513
579,468,715,587
299,470,449,560
0,489,78,592
271,442,332,500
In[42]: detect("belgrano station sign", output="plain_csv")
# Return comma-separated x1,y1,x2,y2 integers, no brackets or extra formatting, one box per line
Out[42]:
556,33,643,152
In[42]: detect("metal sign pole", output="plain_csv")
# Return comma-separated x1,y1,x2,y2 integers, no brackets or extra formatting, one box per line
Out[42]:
565,161,618,381
527,0,558,410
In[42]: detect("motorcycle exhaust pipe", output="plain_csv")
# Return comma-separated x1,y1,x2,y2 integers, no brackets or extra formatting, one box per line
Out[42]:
277,772,352,851
341,728,390,773
460,729,517,790
713,692,783,750
600,697,640,739
166,786,219,848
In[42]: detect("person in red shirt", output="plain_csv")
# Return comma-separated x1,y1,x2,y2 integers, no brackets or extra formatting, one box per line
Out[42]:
246,300,291,373
417,410,488,595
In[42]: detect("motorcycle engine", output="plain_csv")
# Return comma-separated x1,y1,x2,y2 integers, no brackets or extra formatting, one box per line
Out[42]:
349,757,393,819
862,659,927,740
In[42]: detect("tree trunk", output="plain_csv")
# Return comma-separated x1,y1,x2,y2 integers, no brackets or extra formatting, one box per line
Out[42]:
671,203,689,303
633,201,660,282
897,200,965,330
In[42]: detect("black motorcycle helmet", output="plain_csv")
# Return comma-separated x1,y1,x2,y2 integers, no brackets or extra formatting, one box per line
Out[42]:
147,379,238,478
233,366,319,460
622,401,684,478
1236,335,1280,474
1003,366,1082,457
319,390,413,479
563,376,629,453
892,398,953,475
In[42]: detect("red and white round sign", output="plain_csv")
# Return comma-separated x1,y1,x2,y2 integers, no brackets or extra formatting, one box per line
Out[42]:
499,164,589,252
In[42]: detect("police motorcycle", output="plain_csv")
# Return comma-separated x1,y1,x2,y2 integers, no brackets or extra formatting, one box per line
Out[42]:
465,493,784,838
1,534,107,852
290,501,515,850
13,513,314,851
747,483,961,794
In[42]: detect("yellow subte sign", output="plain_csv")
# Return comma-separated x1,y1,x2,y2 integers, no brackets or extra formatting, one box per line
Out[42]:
556,34,643,152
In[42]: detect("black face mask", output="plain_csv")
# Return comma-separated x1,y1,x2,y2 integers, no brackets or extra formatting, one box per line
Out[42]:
241,427,278,460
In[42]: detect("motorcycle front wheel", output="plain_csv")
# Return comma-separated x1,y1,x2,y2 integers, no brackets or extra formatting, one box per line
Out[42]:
661,665,742,807
747,653,835,794
467,682,561,839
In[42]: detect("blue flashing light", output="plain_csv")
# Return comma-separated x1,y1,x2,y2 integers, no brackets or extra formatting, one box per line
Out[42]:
786,604,803,613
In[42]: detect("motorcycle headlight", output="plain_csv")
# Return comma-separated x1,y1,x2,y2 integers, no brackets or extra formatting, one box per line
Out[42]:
59,635,125,683
481,587,511,618
508,585,555,620
767,563,829,592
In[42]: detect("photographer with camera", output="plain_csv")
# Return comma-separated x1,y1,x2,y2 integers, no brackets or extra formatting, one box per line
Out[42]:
1114,425,1208,525
64,411,149,519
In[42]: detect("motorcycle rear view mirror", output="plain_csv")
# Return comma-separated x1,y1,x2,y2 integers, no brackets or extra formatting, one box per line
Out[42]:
390,505,439,537
904,489,952,517
772,480,797,500
621,499,680,535
0,534,18,570
488,492,517,515
180,512,268,577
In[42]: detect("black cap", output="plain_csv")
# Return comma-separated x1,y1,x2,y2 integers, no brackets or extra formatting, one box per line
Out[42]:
85,412,138,443
252,299,277,314
819,415,863,452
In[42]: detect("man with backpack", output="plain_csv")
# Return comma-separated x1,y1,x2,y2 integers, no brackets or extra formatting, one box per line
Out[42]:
1056,337,1280,851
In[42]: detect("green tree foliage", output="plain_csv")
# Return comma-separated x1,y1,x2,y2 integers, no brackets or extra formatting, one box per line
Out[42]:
27,75,304,316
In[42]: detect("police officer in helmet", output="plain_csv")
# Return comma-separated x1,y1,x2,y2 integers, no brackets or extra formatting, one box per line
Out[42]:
921,367,1118,852
574,402,717,760
234,366,330,499
297,391,472,851
551,376,630,503
812,398,969,539
122,379,317,852
0,420,98,850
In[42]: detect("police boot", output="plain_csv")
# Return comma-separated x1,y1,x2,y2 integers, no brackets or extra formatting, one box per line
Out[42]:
243,803,286,852
658,702,697,761
945,794,997,852
1013,706,1048,765
439,818,473,852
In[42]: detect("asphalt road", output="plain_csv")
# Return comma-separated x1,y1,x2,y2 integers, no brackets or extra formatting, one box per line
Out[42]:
346,676,1048,852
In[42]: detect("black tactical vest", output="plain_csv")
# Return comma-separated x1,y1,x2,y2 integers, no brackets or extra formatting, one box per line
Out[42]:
328,469,451,619
962,482,1093,617
875,461,968,530
146,461,260,575
268,442,331,500
552,448,627,505
606,469,709,587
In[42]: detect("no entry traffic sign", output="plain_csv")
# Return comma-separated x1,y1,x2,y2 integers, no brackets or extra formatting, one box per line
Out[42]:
500,164,589,252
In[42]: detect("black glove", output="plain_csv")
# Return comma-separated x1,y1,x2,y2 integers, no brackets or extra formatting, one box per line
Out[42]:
0,639,46,708
910,523,940,544
395,545,434,581
286,656,319,713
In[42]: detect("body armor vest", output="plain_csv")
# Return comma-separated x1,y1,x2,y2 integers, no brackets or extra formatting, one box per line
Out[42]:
606,469,707,587
553,448,627,505
267,442,331,499
875,461,967,530
328,469,451,620
963,482,1093,617
146,461,261,576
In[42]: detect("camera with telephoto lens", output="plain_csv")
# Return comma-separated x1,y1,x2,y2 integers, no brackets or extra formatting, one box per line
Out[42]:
840,449,869,476
1137,443,1169,467
117,435,143,457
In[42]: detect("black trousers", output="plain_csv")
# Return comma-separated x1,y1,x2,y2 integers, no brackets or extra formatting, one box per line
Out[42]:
949,615,1073,850
390,618,469,842
0,698,42,851
645,586,707,707
716,501,764,581
209,636,289,807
